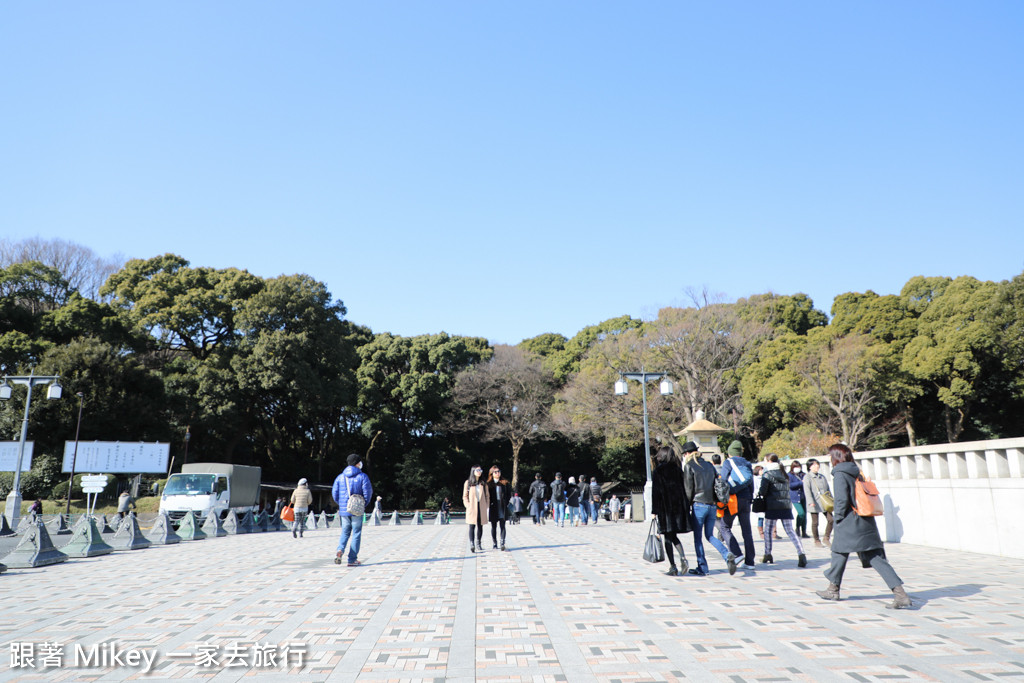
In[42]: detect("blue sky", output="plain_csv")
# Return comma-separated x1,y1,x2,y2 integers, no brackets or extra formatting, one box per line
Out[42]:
3,2,1022,345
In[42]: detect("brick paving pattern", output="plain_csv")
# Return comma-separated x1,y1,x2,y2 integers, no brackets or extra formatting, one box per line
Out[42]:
0,517,1022,681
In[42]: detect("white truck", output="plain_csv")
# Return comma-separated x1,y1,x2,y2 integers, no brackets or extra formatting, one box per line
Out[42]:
159,463,261,523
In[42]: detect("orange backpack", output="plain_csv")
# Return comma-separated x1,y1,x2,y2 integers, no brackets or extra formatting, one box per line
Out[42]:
853,475,884,517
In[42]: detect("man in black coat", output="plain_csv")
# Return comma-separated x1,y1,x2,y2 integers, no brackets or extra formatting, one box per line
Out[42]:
528,473,546,525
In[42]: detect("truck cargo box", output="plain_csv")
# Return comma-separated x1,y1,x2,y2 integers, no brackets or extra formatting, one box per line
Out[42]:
181,463,261,508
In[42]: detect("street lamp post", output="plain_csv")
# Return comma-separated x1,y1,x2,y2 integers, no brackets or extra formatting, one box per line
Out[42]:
614,368,673,521
64,392,85,517
1,371,63,528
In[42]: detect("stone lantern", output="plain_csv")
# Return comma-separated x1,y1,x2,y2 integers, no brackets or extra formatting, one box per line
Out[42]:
674,410,728,455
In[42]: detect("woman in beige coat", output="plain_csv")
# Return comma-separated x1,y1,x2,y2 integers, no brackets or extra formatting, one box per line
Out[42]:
290,478,313,538
462,465,490,553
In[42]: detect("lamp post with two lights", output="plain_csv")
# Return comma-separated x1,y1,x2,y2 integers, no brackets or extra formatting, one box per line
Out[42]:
614,368,673,520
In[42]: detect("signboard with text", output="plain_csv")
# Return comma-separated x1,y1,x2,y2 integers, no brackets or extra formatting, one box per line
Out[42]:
0,442,34,472
62,442,170,474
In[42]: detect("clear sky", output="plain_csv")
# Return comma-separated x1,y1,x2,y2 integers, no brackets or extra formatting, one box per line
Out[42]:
3,3,1022,345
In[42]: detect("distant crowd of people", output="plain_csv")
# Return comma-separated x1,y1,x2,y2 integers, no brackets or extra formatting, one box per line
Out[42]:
524,472,627,527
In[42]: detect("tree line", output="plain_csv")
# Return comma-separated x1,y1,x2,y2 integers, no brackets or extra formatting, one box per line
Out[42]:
2,239,1022,509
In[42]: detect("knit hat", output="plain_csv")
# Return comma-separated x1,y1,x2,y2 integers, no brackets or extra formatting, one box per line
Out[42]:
297,478,307,486
727,440,744,458
347,453,362,467
680,441,699,454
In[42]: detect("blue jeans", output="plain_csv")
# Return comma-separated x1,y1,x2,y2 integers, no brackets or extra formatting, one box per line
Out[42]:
579,499,591,524
692,502,730,574
337,515,364,563
554,502,566,526
567,505,579,525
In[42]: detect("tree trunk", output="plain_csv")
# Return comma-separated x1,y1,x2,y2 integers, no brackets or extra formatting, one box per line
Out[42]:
510,438,523,490
904,404,917,447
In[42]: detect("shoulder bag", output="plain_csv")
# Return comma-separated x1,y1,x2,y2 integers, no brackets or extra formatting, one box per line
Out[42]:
280,505,295,522
853,475,883,517
346,477,366,516
642,519,665,563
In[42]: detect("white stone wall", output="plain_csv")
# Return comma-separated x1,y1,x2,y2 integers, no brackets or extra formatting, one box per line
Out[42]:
822,438,1024,559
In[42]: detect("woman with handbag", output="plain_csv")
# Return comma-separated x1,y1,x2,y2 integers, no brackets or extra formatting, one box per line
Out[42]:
651,445,692,576
462,465,489,553
803,458,834,547
817,444,912,608
289,478,312,539
758,455,807,567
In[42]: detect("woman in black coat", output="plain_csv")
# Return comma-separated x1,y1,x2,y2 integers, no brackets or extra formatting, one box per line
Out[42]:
651,446,692,576
758,454,807,567
487,465,511,551
817,444,912,608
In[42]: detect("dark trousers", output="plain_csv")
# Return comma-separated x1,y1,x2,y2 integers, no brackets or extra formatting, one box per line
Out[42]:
469,509,483,545
824,547,902,590
490,518,506,546
718,497,756,566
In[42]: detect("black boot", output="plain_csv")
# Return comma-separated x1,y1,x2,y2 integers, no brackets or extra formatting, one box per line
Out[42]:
798,554,807,568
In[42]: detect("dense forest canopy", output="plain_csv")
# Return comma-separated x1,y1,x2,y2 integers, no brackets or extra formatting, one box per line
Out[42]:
2,239,1022,508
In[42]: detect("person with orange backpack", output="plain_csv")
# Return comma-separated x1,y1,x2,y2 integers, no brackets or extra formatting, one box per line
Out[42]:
816,443,913,609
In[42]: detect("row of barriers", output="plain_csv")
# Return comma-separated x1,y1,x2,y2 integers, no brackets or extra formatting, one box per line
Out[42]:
0,506,461,573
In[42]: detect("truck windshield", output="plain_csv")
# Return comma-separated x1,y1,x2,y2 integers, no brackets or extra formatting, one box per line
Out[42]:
164,474,217,496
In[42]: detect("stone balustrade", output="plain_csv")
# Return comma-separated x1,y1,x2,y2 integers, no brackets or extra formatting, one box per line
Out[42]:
836,438,1024,559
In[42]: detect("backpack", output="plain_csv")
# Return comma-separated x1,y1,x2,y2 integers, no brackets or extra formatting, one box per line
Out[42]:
550,480,566,502
713,476,732,505
345,477,366,516
853,475,883,517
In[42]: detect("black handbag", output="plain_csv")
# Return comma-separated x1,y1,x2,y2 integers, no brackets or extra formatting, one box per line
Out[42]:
642,519,665,563
751,496,767,514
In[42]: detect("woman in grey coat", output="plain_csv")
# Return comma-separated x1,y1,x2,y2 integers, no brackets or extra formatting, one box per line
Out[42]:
803,458,833,547
816,443,912,609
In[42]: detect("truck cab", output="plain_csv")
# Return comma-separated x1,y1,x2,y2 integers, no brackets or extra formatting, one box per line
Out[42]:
159,463,260,522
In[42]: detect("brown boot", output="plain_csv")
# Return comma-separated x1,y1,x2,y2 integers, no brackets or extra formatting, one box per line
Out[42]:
886,585,912,609
816,583,841,601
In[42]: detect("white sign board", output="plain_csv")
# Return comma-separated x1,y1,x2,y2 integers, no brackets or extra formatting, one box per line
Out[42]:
80,474,109,493
62,442,170,474
0,442,34,472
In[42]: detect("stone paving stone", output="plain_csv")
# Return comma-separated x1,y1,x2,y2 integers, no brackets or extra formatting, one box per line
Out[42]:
0,521,1023,681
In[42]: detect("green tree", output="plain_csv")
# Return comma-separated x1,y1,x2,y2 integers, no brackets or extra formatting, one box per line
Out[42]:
356,332,491,503
795,330,889,448
545,315,643,384
735,292,827,336
101,254,264,360
901,276,1002,442
233,274,363,481
830,291,922,445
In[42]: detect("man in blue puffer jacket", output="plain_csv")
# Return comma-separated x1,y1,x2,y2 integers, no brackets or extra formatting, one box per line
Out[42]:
332,453,373,567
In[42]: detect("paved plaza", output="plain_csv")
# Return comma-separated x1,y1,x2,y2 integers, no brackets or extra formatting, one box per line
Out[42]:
1,517,1023,682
